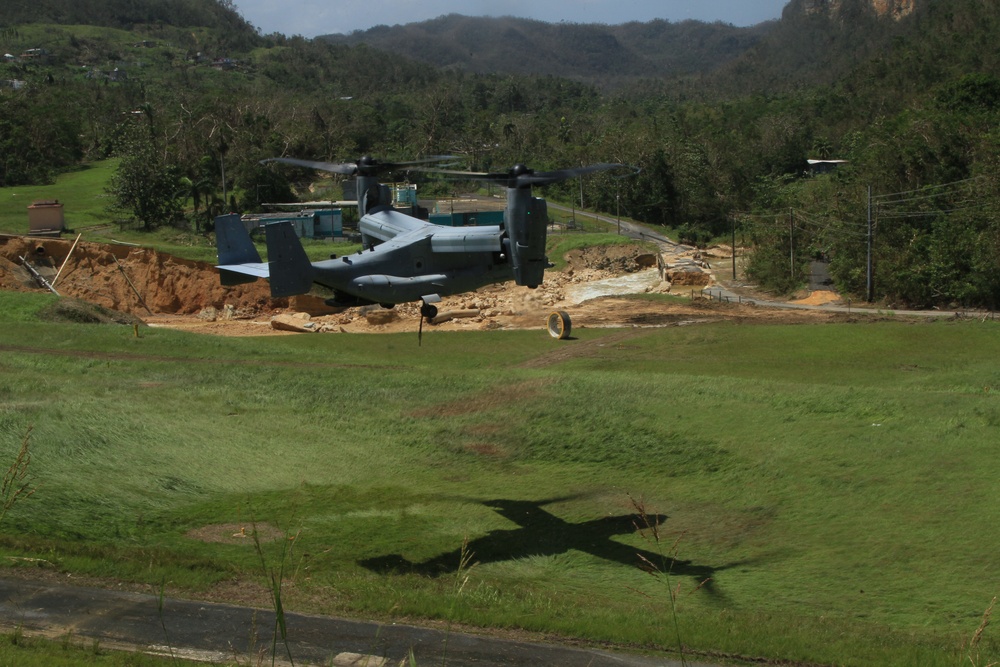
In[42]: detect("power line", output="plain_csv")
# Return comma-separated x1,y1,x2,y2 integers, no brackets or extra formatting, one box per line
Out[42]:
873,176,987,202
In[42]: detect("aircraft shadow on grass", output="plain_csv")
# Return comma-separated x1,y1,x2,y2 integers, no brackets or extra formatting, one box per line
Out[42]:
359,498,733,597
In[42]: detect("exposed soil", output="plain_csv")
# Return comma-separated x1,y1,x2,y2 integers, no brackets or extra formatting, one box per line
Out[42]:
0,234,278,316
0,233,844,338
185,523,288,545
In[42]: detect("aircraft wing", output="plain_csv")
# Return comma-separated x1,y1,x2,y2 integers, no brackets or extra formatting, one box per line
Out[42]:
361,208,503,253
361,209,431,243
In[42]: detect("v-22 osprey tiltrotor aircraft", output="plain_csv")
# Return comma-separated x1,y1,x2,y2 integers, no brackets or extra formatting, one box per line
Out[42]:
215,155,624,335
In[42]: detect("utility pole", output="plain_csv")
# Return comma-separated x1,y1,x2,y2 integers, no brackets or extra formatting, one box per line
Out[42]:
866,186,874,302
616,190,621,235
220,153,227,211
789,208,795,281
731,216,737,280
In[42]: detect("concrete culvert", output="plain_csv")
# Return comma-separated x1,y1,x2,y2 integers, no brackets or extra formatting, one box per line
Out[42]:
547,310,571,339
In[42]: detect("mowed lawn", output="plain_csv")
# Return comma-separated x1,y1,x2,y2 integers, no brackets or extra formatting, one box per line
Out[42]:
1,291,999,666
0,160,119,234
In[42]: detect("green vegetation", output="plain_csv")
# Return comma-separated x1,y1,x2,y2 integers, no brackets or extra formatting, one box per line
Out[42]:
0,160,118,233
0,631,205,666
6,2,1000,664
322,14,770,85
2,290,1000,665
545,232,655,270
4,0,1000,307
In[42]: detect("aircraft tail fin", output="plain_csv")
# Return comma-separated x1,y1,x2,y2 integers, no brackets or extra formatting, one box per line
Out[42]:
216,214,267,286
264,221,314,297
216,214,261,265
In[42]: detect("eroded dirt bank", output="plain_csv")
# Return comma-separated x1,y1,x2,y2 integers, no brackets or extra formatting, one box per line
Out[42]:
1,234,843,336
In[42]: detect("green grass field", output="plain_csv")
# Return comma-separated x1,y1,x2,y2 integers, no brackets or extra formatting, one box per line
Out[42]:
0,160,120,234
1,290,999,665
0,160,648,270
0,161,365,264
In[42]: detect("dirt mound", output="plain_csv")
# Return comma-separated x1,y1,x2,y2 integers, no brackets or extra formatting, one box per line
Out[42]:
0,235,280,317
564,245,644,275
3,236,833,337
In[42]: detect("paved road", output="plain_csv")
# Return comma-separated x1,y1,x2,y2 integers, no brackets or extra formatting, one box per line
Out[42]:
547,203,678,248
547,202,988,320
698,283,979,318
0,576,704,667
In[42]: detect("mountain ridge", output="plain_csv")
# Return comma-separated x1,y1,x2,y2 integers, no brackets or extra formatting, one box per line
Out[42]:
319,14,774,85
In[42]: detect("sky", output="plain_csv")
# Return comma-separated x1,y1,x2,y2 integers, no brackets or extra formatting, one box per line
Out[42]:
231,0,790,39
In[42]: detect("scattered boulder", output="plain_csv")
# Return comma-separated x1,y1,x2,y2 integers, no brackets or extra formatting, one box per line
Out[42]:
271,313,318,332
431,309,480,325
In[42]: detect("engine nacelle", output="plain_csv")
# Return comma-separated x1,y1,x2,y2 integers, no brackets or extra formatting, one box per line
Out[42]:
504,188,549,287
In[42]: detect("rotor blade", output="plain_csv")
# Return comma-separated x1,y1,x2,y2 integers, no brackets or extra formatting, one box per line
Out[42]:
412,167,507,179
260,157,358,175
519,163,626,187
261,155,459,176
417,163,628,188
382,155,460,169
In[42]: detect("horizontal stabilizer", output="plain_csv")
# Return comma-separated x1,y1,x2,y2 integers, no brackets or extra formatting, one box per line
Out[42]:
218,265,269,286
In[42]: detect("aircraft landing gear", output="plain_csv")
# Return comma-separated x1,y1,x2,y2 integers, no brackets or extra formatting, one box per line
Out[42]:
418,301,439,347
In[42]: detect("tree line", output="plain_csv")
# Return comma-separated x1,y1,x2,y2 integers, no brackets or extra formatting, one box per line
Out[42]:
2,0,1000,307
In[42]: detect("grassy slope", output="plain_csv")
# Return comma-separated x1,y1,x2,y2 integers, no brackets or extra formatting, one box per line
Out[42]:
0,162,644,265
0,161,363,262
0,160,120,234
0,634,198,666
1,291,999,665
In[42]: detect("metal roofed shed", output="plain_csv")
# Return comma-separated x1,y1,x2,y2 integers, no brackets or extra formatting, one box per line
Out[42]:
240,209,343,239
807,159,849,175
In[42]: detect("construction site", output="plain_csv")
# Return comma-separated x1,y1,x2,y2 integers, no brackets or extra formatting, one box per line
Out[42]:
0,225,851,339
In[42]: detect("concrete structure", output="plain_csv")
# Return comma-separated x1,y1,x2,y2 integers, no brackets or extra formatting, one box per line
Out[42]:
27,200,64,235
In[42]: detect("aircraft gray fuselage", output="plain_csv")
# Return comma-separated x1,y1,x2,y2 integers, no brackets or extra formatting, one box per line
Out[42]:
315,207,511,304
216,158,622,311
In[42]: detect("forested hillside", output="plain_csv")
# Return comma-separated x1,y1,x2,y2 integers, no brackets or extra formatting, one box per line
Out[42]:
2,0,1000,308
0,0,255,36
320,15,773,86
